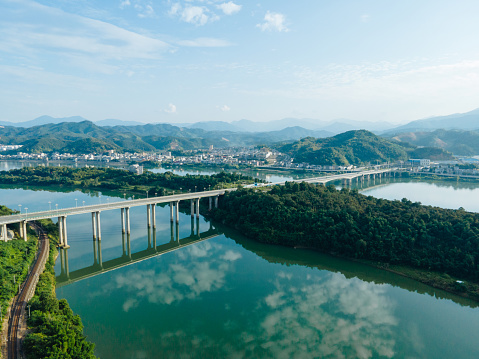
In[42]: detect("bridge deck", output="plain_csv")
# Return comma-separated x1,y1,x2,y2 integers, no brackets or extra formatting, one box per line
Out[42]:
0,169,394,226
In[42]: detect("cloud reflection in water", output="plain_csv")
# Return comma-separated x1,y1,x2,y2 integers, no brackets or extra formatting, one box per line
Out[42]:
113,242,242,310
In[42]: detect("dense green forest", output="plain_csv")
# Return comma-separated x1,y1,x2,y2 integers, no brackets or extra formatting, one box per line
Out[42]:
0,166,262,196
211,183,479,282
278,130,453,166
0,205,37,332
24,228,97,359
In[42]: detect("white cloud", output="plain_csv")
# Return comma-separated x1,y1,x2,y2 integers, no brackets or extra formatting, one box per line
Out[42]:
181,6,213,26
119,0,131,9
169,3,219,26
0,4,170,78
177,37,231,47
257,11,289,32
219,104,231,112
168,3,181,16
165,103,177,113
135,4,155,18
217,2,242,15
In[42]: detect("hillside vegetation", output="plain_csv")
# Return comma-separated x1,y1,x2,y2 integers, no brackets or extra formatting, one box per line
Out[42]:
0,121,332,154
392,129,479,156
279,130,415,166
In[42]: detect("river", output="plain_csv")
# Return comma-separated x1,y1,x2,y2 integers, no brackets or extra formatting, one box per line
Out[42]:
0,160,308,183
1,173,479,357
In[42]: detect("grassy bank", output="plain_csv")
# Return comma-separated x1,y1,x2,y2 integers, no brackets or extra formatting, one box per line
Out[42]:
366,260,479,302
0,205,38,334
23,220,98,359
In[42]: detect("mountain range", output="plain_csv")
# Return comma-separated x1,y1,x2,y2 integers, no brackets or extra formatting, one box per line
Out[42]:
384,108,479,134
389,129,479,156
2,107,479,135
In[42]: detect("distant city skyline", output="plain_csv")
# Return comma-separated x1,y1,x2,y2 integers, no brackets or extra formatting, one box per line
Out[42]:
1,0,479,124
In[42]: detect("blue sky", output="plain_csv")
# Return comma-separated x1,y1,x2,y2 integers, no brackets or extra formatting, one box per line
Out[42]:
1,0,479,124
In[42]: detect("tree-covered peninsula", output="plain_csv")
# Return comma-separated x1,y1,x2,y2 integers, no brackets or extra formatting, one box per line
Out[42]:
0,166,261,196
211,183,479,295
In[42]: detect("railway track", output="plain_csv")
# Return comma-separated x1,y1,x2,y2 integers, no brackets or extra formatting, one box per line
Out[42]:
7,222,50,359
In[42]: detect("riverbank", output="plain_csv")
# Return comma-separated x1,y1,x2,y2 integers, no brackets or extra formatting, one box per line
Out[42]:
209,183,479,304
371,261,479,302
218,231,479,305
23,223,97,359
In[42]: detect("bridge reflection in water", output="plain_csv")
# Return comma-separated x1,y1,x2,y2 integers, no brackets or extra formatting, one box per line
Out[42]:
56,218,221,288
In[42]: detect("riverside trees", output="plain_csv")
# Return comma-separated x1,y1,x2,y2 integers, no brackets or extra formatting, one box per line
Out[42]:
211,182,479,281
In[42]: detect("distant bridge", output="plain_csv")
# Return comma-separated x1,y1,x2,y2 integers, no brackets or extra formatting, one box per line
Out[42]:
0,168,397,245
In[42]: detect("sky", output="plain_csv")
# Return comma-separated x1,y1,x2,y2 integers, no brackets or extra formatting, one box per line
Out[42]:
1,0,479,125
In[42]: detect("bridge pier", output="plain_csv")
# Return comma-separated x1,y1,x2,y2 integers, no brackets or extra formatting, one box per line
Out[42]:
126,207,130,234
96,212,102,241
1,224,6,241
147,204,151,227
196,198,200,218
22,220,27,241
121,208,125,233
19,221,23,239
191,199,195,217
170,202,174,222
215,196,219,208
151,204,156,228
175,201,180,224
58,216,69,248
92,212,97,240
91,212,102,241
209,197,212,211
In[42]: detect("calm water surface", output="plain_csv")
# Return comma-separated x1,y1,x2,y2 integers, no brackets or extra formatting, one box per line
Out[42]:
1,178,479,358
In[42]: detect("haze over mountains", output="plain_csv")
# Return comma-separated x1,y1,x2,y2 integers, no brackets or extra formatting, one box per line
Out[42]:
0,108,478,156
2,107,478,134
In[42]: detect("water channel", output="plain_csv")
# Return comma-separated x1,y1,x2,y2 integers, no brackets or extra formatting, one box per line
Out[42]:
1,165,479,358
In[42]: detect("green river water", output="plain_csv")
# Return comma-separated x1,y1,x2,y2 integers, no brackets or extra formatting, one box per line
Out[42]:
0,167,479,358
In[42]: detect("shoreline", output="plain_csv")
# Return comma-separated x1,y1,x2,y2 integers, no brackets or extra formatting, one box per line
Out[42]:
286,247,479,304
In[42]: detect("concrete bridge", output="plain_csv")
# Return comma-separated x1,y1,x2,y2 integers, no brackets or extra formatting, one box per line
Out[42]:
57,220,220,288
262,168,395,187
0,168,397,244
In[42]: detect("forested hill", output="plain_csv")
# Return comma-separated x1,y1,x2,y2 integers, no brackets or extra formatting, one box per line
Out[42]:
0,121,331,154
278,130,453,166
211,183,479,282
390,129,479,156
